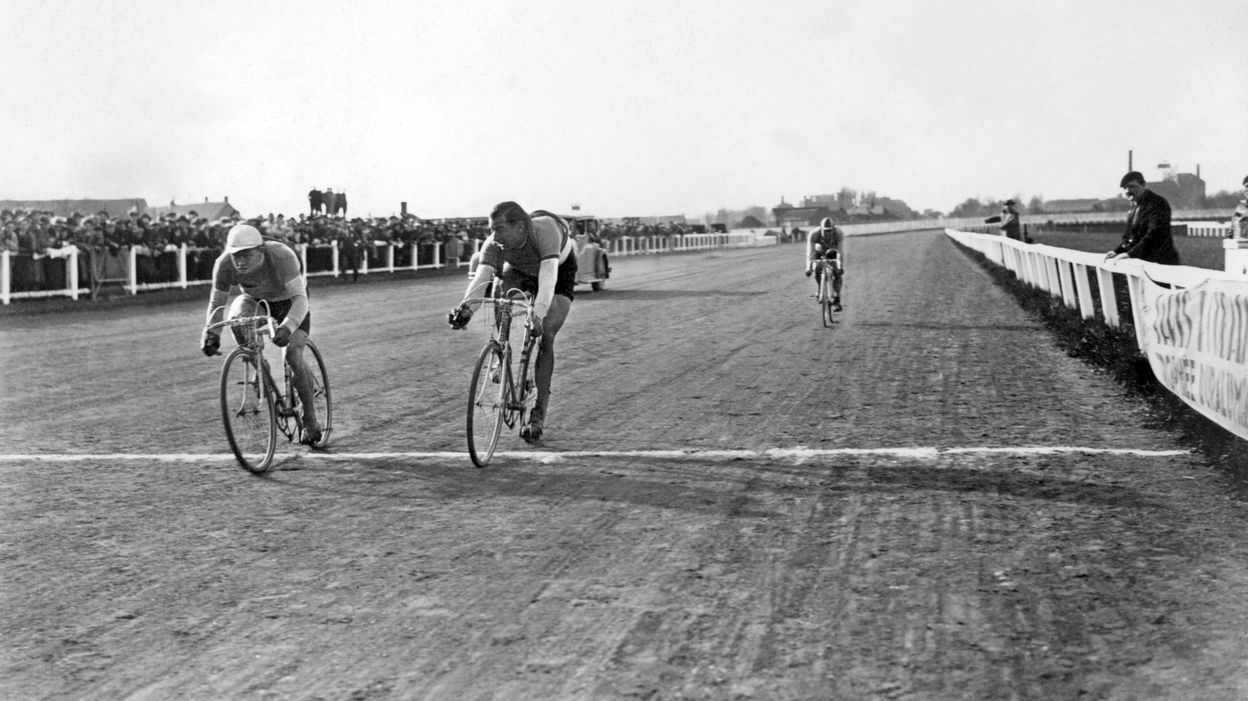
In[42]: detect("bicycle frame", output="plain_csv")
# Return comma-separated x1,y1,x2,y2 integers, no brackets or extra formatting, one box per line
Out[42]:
206,302,328,472
812,256,841,327
206,304,294,417
486,290,539,426
465,287,539,466
814,256,841,302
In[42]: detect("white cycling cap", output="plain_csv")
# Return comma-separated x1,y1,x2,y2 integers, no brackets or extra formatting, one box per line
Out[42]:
225,224,264,253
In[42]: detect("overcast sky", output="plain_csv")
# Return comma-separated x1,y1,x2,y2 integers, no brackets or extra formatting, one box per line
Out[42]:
3,0,1245,219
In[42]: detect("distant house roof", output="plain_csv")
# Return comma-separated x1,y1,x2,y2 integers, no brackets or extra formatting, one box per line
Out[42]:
147,200,240,221
772,205,837,226
1043,199,1100,213
0,198,148,218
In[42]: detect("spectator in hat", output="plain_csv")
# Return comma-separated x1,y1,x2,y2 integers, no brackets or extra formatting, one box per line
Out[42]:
323,188,337,217
1105,171,1180,265
308,187,323,216
985,199,1023,241
1232,175,1248,240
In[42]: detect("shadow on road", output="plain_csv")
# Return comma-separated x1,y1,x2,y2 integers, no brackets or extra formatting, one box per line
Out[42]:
257,452,1162,515
857,321,1040,332
577,289,765,301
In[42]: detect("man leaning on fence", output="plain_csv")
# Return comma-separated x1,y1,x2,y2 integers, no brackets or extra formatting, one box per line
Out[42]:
1232,174,1248,240
985,199,1022,241
1104,171,1180,265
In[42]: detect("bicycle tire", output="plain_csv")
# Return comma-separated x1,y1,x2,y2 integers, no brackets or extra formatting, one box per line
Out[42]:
820,270,834,327
220,348,277,474
467,342,509,467
285,340,333,448
515,334,539,426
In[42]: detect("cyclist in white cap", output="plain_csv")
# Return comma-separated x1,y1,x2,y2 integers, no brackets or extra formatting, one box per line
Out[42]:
199,223,323,445
805,217,844,311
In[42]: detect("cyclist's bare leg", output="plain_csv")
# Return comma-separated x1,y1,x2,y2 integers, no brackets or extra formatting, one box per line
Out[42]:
832,262,844,307
283,330,321,435
529,294,571,432
226,295,259,346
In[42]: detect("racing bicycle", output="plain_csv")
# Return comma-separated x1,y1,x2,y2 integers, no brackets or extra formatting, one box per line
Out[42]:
206,303,332,474
464,287,540,467
813,254,842,328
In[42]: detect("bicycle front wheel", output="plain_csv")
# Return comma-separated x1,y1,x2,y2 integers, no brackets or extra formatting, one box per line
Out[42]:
467,342,509,467
287,340,333,448
820,274,833,327
220,348,277,474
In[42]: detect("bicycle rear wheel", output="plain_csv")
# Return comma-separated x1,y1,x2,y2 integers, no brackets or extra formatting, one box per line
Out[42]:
286,340,333,448
220,348,277,474
467,342,509,467
515,335,539,427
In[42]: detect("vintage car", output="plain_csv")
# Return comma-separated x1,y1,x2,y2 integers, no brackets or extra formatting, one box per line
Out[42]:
564,214,610,292
464,213,611,292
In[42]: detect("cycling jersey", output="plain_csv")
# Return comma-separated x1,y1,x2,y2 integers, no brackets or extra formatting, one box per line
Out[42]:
478,212,574,275
208,240,309,332
478,212,579,310
807,227,844,261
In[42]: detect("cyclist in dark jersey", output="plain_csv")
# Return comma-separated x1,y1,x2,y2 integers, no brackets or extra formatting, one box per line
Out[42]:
805,217,844,311
449,202,577,442
199,224,322,445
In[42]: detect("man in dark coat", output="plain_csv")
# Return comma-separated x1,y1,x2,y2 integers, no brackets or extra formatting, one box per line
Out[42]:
1105,171,1180,265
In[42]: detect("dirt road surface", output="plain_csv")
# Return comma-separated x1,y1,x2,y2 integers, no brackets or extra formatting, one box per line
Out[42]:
5,231,1248,700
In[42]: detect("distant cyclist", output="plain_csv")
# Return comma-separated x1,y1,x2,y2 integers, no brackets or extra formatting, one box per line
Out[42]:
805,217,844,311
448,202,577,443
199,223,323,445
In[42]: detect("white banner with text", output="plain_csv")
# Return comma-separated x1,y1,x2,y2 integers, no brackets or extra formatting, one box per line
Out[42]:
1135,278,1248,440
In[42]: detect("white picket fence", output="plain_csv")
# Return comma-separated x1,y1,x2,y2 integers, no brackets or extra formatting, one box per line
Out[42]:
0,231,779,305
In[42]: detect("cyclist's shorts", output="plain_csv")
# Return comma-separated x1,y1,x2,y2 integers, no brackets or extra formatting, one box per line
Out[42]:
263,298,312,335
500,254,578,301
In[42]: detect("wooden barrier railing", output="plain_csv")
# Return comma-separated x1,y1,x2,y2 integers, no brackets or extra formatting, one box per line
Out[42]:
945,228,1248,441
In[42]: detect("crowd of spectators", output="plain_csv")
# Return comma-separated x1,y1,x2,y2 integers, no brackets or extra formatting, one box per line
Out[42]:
0,207,491,294
1,205,748,295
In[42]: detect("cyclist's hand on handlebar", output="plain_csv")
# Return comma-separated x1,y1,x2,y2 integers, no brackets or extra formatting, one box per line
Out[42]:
200,329,220,357
448,303,473,329
272,325,292,347
529,315,544,338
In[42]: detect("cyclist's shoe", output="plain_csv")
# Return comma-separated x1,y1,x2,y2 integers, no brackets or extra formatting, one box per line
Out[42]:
832,297,843,312
300,425,323,447
519,422,543,443
520,408,544,444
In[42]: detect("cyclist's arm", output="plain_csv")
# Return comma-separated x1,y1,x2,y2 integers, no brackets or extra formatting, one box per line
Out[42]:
278,277,309,333
205,257,232,326
273,247,309,332
460,263,495,306
534,257,558,319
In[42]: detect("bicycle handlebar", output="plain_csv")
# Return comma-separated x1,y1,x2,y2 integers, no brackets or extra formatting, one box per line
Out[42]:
204,300,279,335
205,314,278,338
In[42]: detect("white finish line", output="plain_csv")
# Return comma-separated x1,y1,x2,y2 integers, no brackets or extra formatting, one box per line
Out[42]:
0,446,1193,463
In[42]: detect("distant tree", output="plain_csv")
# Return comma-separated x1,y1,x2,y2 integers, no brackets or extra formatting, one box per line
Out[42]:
1202,190,1241,209
949,197,987,218
1027,195,1045,213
